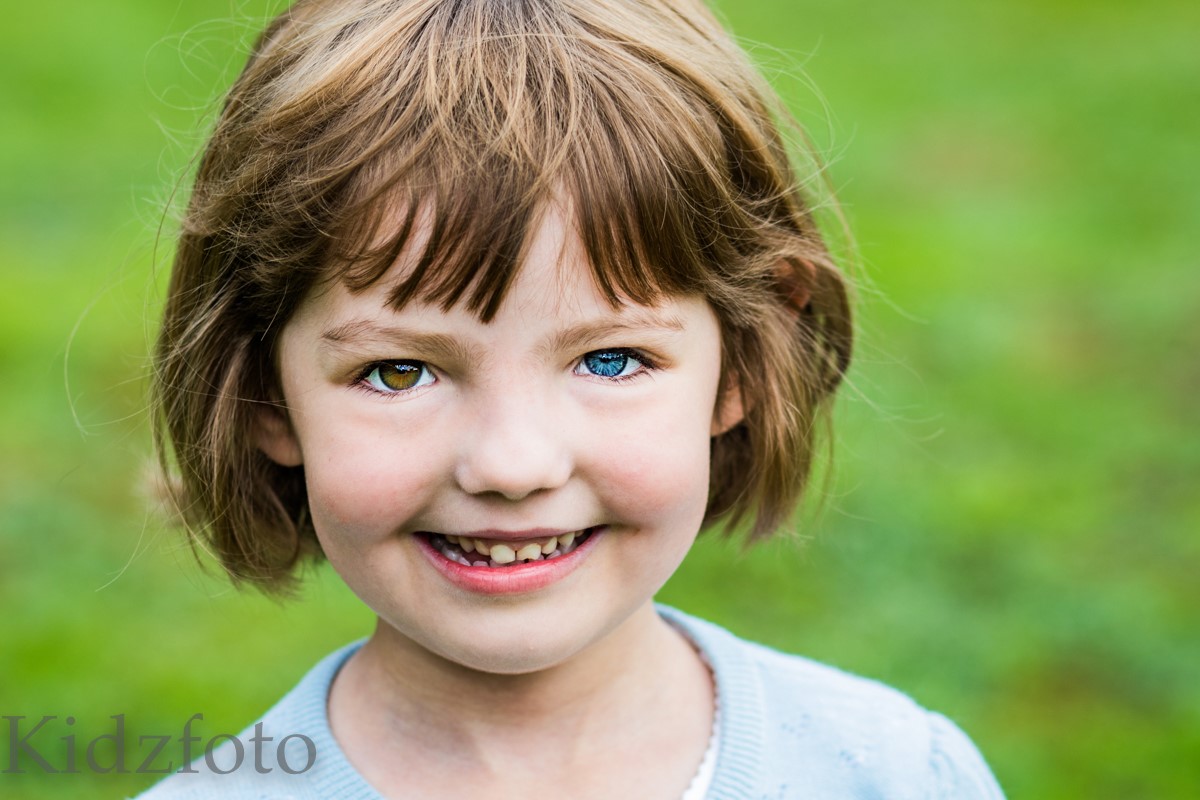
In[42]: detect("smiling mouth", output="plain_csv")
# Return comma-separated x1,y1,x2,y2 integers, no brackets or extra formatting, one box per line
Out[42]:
420,527,599,568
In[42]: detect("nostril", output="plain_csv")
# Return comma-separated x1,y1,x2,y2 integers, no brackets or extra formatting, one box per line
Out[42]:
453,446,572,500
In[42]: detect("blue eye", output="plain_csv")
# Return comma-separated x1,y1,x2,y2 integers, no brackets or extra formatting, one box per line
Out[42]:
576,349,644,379
361,361,434,393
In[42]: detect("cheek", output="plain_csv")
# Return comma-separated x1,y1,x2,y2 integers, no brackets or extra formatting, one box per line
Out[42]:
584,391,715,528
299,412,444,537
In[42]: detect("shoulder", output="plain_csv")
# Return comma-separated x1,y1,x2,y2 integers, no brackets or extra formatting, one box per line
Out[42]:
131,641,373,800
749,638,1003,797
657,605,1005,799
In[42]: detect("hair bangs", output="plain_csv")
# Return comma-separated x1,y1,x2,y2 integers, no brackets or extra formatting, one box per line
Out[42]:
319,0,750,322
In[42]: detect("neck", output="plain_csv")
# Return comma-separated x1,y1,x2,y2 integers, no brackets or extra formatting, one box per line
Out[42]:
329,602,711,778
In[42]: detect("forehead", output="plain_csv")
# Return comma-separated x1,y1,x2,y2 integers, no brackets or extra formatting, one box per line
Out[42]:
296,200,693,338
324,184,691,322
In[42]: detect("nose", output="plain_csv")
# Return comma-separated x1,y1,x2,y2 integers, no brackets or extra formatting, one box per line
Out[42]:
453,387,572,501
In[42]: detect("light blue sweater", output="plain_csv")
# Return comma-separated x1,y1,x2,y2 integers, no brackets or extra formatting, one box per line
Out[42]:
135,605,1004,798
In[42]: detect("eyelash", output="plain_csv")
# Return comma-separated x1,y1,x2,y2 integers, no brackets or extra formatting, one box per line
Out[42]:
574,348,658,383
351,360,435,398
351,348,659,397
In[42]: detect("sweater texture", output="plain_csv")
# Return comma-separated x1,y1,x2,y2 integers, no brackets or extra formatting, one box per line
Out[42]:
134,604,1004,799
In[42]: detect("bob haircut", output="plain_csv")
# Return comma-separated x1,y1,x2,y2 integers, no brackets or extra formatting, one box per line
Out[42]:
154,0,853,593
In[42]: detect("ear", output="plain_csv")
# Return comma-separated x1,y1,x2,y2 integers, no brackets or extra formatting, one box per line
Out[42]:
255,403,304,467
776,257,816,315
711,375,746,437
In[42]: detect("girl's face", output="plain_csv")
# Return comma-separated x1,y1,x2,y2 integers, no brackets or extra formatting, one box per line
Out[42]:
262,204,736,675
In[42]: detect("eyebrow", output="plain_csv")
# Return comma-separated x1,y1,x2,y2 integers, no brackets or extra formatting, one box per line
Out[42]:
320,321,485,369
319,308,687,365
542,309,687,358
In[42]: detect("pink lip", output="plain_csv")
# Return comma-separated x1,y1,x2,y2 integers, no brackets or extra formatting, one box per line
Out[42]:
415,526,605,595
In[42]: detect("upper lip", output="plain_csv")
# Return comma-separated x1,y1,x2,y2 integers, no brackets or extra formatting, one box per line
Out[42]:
429,526,595,542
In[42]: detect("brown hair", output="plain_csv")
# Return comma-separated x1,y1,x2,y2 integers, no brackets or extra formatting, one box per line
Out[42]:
154,0,853,593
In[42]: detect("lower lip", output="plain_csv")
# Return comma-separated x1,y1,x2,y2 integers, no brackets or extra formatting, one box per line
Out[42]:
415,527,605,595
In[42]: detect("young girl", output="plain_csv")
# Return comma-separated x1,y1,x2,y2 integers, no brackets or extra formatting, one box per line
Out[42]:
143,0,1004,797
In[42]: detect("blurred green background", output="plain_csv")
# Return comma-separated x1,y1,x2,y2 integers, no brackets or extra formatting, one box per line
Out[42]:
2,0,1197,797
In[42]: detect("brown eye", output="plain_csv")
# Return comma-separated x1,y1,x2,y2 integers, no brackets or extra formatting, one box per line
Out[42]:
362,361,432,393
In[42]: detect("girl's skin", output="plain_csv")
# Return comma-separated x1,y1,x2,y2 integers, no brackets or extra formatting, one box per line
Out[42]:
257,202,743,798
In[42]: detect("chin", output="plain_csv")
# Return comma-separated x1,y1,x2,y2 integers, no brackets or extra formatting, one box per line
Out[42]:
427,629,588,676
395,598,644,677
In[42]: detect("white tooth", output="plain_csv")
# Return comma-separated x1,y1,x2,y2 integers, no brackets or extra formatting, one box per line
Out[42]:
460,538,476,553
548,548,562,558
489,544,516,564
438,542,461,564
540,537,558,555
559,531,576,549
516,543,543,561
472,560,488,567
475,539,491,556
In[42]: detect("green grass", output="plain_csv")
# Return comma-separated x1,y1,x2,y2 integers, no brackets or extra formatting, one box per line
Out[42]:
2,0,1197,797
